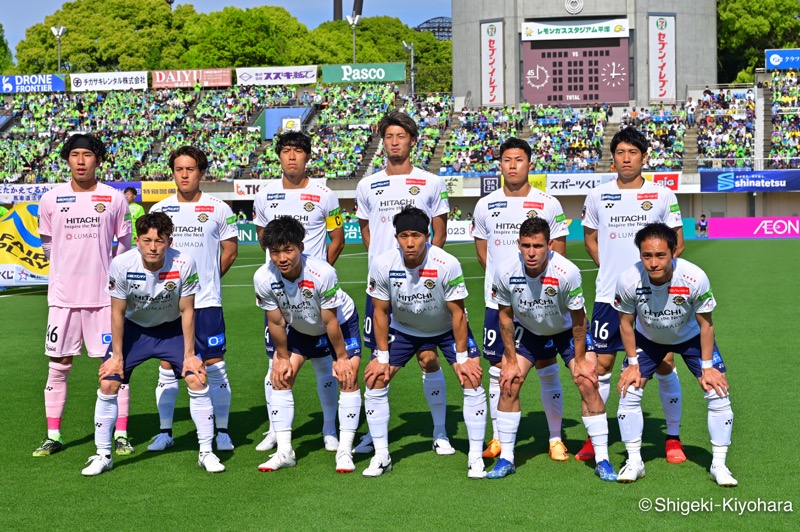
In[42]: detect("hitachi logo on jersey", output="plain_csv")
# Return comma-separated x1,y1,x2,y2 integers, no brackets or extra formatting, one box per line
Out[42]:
541,277,560,286
610,215,648,223
509,277,526,284
637,193,658,200
161,206,180,213
523,201,544,209
371,180,390,189
57,196,76,203
92,195,112,202
66,217,100,224
642,308,682,317
301,194,321,203
299,280,315,289
266,193,286,200
601,194,621,201
159,271,180,280
519,298,556,308
195,206,214,212
270,282,285,290
635,287,652,295
175,226,204,233
406,178,426,185
488,201,507,210
126,273,147,281
379,199,414,208
419,269,438,278
496,222,522,230
389,271,407,278
397,292,435,302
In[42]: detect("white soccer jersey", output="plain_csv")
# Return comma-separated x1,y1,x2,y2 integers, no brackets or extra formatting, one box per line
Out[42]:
582,180,682,303
355,167,450,264
367,244,468,337
473,188,569,308
614,258,716,344
106,248,199,328
150,193,237,308
254,254,355,336
492,251,585,336
253,180,342,260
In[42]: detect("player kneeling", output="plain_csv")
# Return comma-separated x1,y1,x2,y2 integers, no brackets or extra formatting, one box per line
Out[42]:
83,213,223,476
254,217,362,473
614,223,737,486
363,206,487,479
488,217,616,481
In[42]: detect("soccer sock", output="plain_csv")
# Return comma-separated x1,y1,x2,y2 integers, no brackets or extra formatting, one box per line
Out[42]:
188,386,214,453
364,386,391,458
423,368,447,437
94,390,117,455
655,368,682,437
488,366,501,440
598,373,612,405
44,361,71,440
582,414,610,463
270,389,295,454
497,410,521,463
155,366,179,432
114,383,130,437
617,385,644,462
536,364,563,441
462,387,487,458
264,360,274,433
310,356,337,437
705,389,733,467
206,361,232,431
338,390,361,454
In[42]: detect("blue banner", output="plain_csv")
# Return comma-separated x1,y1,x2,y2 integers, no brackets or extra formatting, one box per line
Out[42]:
766,49,800,71
700,170,800,193
1,74,66,94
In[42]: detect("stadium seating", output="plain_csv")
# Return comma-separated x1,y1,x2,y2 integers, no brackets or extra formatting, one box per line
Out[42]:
769,72,800,169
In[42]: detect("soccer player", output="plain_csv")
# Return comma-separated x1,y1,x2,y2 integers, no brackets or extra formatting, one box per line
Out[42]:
148,146,239,452
362,206,487,478
486,217,616,481
34,134,132,457
123,186,145,243
472,137,570,461
697,214,709,239
253,217,362,473
354,110,451,455
581,127,686,463
613,223,736,486
82,212,223,475
253,131,344,453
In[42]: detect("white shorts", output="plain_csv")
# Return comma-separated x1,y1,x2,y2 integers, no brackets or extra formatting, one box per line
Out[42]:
45,306,112,358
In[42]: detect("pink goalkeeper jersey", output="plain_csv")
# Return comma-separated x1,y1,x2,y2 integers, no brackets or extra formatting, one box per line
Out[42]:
38,182,131,308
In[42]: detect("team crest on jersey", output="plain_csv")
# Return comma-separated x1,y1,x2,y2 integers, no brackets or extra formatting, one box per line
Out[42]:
424,279,436,290
641,201,653,211
165,281,177,291
197,213,209,223
509,277,526,284
302,288,313,298
303,202,315,212
107,277,116,291
527,210,539,218
491,284,498,298
369,278,376,291
672,295,686,305
95,203,107,213
408,186,421,195
267,193,286,201
57,196,76,203
544,286,557,297
371,180,390,189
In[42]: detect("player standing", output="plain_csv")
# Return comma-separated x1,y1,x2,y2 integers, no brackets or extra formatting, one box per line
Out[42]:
253,131,345,452
253,217,362,473
354,111,451,454
581,127,686,463
472,137,570,461
148,146,238,452
123,186,145,244
34,134,132,457
614,223,736,486
362,206,486,478
83,212,224,475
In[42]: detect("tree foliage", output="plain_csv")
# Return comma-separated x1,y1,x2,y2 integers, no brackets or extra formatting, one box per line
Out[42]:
0,24,12,74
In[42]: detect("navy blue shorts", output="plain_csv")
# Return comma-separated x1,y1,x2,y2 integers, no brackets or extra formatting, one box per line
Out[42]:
103,318,191,384
515,327,595,367
372,326,481,367
287,311,362,360
195,306,226,360
622,331,727,380
363,297,393,350
482,307,557,364
590,302,624,354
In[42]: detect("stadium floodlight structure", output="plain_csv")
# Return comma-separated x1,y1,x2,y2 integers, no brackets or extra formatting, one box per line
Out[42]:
50,24,67,74
403,40,415,98
346,14,361,64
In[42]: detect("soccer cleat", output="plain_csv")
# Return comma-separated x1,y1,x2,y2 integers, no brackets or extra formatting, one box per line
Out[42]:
710,464,738,487
665,439,687,464
198,451,225,473
575,438,595,461
432,435,456,456
549,440,569,461
482,438,502,459
617,460,646,483
362,454,392,477
258,450,297,472
594,459,618,482
255,431,277,452
216,432,235,451
486,458,516,479
335,450,356,473
147,433,174,452
353,433,374,454
467,456,487,479
323,434,339,452
81,454,113,476
32,438,64,457
114,436,134,455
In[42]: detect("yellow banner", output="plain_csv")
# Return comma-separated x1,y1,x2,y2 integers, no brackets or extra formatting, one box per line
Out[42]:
500,173,547,192
141,182,177,202
0,202,49,286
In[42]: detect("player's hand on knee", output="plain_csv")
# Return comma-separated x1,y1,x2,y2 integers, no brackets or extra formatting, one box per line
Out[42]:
572,358,598,388
455,358,482,389
182,356,206,385
617,364,642,396
500,361,523,397
700,368,729,397
333,359,356,390
272,357,293,389
364,359,389,389
99,357,124,382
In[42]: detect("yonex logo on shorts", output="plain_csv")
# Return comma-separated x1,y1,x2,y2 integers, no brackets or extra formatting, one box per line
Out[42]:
207,334,226,347
101,333,112,344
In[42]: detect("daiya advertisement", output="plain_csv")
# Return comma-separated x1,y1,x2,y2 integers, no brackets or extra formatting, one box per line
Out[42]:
708,217,800,239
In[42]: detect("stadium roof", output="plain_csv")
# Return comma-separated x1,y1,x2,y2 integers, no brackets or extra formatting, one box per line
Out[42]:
416,16,452,41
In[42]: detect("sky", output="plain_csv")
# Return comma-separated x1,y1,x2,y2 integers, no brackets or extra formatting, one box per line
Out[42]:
2,0,452,61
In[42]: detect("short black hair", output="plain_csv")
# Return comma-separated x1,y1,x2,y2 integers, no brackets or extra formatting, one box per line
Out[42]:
519,216,551,241
168,146,209,172
123,187,137,195
392,205,430,234
260,216,306,250
378,110,418,140
610,127,649,154
274,131,312,156
499,137,532,162
136,212,174,239
59,134,107,161
634,223,678,252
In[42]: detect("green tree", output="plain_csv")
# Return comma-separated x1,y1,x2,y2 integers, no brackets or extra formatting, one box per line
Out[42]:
0,24,12,74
